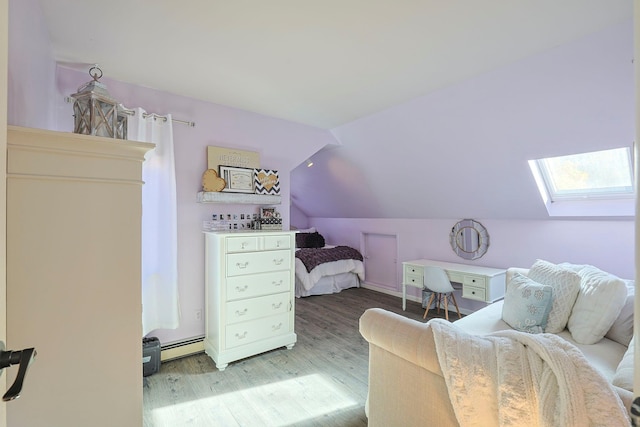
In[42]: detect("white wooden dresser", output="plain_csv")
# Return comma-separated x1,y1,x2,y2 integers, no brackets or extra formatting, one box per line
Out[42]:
204,230,297,370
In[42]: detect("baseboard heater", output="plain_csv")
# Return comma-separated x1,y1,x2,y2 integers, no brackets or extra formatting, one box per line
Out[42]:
160,336,205,362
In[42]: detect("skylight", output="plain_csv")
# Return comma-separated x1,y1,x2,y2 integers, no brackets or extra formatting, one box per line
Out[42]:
528,147,635,217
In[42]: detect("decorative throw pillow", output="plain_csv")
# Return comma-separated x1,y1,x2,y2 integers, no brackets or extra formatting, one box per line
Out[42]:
295,232,325,248
605,279,635,346
612,336,634,392
567,266,628,345
308,232,325,248
502,273,553,334
527,259,581,333
295,232,313,248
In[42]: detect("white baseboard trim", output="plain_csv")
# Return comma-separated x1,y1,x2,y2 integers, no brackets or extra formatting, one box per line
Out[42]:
160,337,205,362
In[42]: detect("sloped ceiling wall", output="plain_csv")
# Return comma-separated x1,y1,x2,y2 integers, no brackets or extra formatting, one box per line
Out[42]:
291,21,634,220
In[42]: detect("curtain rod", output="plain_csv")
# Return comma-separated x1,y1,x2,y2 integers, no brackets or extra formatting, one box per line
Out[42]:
63,97,196,127
120,107,196,128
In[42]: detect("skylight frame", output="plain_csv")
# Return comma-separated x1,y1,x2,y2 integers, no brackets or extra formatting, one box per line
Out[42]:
527,146,635,218
534,147,635,203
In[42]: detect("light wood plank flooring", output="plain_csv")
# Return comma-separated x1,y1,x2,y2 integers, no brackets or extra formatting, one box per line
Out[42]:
143,287,456,427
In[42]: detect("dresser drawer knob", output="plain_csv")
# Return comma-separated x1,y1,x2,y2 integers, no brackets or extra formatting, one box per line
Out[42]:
272,323,283,331
235,308,248,317
235,285,248,292
273,280,283,286
235,331,248,340
273,258,284,265
236,262,249,269
241,241,250,249
272,302,283,310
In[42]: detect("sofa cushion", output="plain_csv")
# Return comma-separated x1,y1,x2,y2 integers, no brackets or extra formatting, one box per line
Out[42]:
527,259,581,333
612,336,633,392
568,266,628,345
501,273,553,334
604,279,634,347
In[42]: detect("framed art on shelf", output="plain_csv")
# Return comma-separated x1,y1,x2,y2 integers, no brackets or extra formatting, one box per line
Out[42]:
253,169,280,195
219,166,254,193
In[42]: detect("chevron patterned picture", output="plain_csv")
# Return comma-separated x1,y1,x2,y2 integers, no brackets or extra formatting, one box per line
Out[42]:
253,169,280,195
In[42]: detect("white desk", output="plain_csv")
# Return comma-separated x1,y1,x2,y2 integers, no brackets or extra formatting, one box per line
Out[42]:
402,259,507,310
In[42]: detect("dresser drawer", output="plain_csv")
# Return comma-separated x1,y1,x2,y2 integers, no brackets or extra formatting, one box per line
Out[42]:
463,285,486,302
226,292,290,324
227,250,291,276
226,236,259,253
226,271,290,301
264,235,291,250
225,313,290,349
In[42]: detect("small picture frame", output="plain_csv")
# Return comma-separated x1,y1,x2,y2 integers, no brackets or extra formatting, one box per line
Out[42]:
260,207,276,218
219,166,254,193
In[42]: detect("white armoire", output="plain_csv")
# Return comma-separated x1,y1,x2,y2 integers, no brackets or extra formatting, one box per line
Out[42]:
6,126,153,427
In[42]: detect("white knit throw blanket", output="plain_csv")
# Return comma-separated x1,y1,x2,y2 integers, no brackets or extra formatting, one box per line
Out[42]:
430,319,630,427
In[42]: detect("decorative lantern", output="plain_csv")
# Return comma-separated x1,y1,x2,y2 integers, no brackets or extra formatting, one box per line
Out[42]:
69,66,127,139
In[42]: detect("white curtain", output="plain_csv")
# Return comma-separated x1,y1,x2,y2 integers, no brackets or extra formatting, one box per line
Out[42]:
128,107,180,336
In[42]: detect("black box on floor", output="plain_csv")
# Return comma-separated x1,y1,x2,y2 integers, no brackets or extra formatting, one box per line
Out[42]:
143,337,161,377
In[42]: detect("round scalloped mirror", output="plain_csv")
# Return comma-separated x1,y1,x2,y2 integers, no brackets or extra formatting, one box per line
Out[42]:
450,219,489,260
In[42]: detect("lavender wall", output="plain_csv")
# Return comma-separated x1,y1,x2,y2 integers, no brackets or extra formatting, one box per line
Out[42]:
50,68,338,344
7,0,56,129
310,217,634,310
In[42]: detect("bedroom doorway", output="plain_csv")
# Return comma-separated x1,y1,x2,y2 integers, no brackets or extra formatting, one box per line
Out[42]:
361,233,398,293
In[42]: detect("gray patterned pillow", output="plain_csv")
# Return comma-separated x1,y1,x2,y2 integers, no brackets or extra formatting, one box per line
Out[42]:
502,273,553,334
527,259,581,333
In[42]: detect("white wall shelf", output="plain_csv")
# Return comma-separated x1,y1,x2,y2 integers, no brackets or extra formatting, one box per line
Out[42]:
197,191,281,205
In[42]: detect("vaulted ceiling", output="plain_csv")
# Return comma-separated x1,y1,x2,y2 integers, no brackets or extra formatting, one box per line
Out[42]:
36,1,634,220
39,1,630,129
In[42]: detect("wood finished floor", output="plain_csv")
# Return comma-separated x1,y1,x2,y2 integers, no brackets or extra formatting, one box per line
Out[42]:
143,287,458,427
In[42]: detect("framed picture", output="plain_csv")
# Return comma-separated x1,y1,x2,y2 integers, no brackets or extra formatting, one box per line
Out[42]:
260,207,277,218
219,166,254,193
207,146,260,172
253,169,280,195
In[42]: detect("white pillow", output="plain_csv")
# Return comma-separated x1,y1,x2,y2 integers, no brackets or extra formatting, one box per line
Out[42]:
605,279,634,346
567,266,628,345
527,260,581,333
612,336,634,392
294,227,316,233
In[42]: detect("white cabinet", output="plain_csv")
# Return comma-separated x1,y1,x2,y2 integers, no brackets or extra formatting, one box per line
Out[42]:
204,231,296,370
7,126,153,427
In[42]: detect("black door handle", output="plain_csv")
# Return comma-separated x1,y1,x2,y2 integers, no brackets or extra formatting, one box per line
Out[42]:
0,346,36,401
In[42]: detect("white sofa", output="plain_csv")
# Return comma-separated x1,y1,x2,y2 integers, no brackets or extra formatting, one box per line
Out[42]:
359,263,635,427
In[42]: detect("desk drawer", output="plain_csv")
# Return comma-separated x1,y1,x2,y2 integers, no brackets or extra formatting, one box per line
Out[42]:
404,264,424,276
462,275,486,288
463,285,486,302
227,250,291,276
405,273,423,287
404,264,424,287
